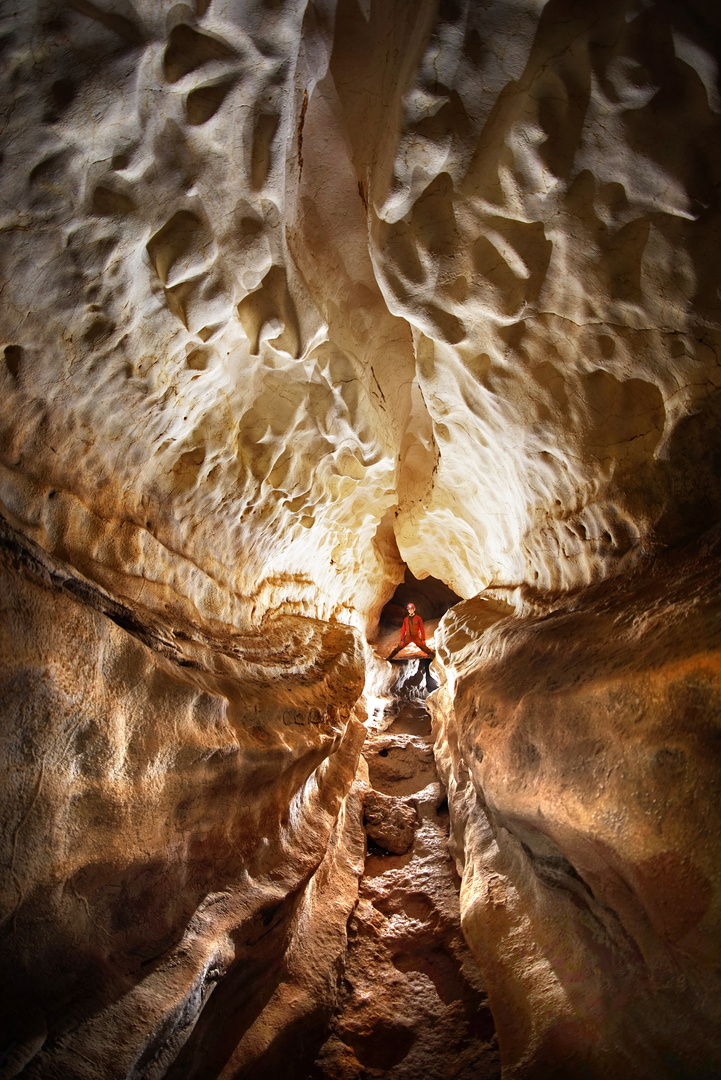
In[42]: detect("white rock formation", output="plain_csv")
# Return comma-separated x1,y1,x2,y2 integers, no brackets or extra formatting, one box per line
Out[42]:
2,0,720,634
1,0,721,1076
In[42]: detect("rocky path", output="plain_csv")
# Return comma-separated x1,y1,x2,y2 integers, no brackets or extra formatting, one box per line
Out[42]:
308,695,500,1080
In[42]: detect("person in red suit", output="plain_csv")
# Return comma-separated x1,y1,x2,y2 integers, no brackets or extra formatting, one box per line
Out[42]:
386,602,435,660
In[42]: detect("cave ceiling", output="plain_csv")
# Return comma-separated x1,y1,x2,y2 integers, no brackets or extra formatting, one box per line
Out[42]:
1,0,720,631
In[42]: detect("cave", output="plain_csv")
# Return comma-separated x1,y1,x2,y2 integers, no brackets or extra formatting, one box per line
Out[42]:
1,1,721,1078
376,568,459,657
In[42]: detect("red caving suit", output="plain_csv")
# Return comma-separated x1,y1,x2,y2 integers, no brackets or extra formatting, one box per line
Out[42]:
387,613,434,659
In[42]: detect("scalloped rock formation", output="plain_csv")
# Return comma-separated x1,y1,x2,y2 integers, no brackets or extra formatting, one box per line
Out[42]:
1,0,721,1077
2,0,720,628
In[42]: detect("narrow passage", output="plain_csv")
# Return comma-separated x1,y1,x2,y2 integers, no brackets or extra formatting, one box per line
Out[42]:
309,682,500,1080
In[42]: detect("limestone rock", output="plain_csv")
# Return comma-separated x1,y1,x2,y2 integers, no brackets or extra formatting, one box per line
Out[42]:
429,527,721,1079
311,701,499,1080
363,788,417,856
1,0,721,1076
0,523,367,1080
1,0,721,631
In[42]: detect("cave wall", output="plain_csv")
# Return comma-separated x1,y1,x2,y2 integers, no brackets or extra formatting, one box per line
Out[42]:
2,0,721,625
368,0,721,597
430,529,721,1077
0,522,367,1077
1,0,721,1076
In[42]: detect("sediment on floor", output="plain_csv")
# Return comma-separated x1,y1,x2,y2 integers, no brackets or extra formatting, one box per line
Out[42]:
308,684,500,1080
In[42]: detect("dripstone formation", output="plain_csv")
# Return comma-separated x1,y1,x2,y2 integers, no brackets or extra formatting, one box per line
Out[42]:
1,1,720,1077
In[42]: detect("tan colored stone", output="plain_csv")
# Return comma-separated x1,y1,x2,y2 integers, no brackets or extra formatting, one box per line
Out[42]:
1,0,721,1076
312,701,499,1080
430,530,721,1079
363,788,417,856
0,524,366,1079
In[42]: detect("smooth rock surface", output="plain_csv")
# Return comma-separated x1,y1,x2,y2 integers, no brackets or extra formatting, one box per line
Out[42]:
430,528,721,1079
0,522,367,1079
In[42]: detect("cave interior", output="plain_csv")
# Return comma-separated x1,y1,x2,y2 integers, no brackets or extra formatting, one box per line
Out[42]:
1,0,721,1078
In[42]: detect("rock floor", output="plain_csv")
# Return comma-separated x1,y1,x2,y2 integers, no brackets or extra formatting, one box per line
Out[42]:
307,694,500,1080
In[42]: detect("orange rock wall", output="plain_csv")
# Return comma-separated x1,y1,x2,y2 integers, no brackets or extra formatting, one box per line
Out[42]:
430,532,721,1078
0,523,366,1078
1,0,721,1075
2,0,721,627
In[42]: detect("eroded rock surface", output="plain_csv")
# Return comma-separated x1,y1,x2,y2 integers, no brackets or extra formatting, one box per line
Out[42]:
1,0,721,1076
430,529,721,1079
1,0,721,627
0,522,367,1079
363,790,417,857
311,699,500,1080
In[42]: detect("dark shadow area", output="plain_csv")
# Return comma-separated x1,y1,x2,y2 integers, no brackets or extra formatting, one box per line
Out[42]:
374,569,461,697
376,567,460,652
381,567,462,629
338,1019,417,1070
388,656,438,696
164,890,313,1080
387,703,432,737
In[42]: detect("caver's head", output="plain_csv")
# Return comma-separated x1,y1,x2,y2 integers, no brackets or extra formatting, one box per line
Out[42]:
406,603,416,615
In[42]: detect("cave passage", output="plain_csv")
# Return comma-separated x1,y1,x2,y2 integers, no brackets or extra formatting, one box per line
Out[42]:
309,689,500,1078
375,569,462,660
306,578,501,1078
3,0,721,1075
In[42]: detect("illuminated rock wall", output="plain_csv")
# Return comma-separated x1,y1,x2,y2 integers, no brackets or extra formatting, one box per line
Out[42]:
430,531,721,1076
2,0,720,627
0,0,412,634
368,0,721,597
1,0,721,1076
0,522,367,1077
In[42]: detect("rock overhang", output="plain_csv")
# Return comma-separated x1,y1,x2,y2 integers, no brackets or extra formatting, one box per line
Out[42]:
1,0,720,634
